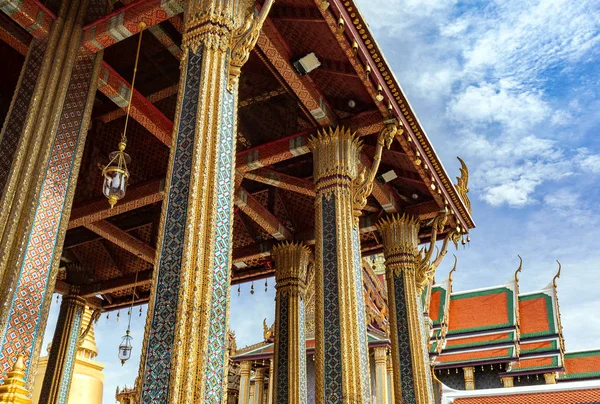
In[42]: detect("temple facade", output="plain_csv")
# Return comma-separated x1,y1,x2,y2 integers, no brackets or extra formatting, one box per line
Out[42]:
0,0,597,403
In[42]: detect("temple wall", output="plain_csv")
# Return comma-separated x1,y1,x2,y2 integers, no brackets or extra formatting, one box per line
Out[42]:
476,368,503,389
307,354,316,403
514,374,546,387
437,369,466,390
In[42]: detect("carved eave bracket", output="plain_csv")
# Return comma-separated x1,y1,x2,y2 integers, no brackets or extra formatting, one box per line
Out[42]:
228,0,275,92
415,210,458,294
352,119,401,219
455,157,472,214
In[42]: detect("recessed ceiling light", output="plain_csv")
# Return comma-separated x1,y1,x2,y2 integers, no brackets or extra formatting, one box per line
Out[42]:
293,52,321,75
412,193,419,199
348,100,356,108
381,170,397,183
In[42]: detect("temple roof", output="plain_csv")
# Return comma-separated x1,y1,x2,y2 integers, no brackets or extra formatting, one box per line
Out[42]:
0,0,476,311
559,350,600,381
442,380,600,404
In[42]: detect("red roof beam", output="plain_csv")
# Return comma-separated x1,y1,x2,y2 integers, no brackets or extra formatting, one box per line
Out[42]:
84,220,156,264
235,187,293,241
81,0,184,53
0,0,55,39
244,168,316,197
97,61,174,146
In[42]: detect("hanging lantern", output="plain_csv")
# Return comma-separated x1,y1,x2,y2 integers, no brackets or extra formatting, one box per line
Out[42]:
101,22,145,208
102,144,131,208
118,330,133,366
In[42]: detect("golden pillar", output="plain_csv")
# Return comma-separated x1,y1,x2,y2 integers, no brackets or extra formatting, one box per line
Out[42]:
137,0,274,402
253,368,266,404
501,376,514,388
0,0,106,384
377,213,450,404
267,359,274,404
38,293,86,404
544,373,557,384
238,361,253,404
272,242,309,403
463,367,475,390
0,354,31,404
386,356,394,404
309,127,371,403
373,348,388,404
249,384,255,404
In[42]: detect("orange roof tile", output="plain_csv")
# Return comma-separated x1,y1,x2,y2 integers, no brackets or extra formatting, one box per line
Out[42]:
561,350,600,380
445,332,515,350
448,287,514,334
436,347,515,365
520,340,558,355
507,355,560,373
519,293,556,338
452,388,600,403
430,288,444,324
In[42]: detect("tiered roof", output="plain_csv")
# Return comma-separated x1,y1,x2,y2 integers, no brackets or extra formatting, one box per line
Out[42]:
559,350,600,382
431,278,520,369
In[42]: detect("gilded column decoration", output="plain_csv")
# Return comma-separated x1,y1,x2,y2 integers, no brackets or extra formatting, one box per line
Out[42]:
376,213,453,404
544,372,557,384
463,367,475,390
267,359,274,404
501,376,514,388
272,242,310,404
386,356,394,404
0,0,106,385
38,293,87,404
310,124,398,403
373,348,388,404
137,0,273,403
253,368,266,404
238,361,253,404
0,354,31,404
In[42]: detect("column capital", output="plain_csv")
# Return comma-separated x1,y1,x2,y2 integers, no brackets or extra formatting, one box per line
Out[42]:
374,347,388,364
273,242,310,296
240,361,253,375
309,126,362,193
463,367,476,390
501,376,514,388
254,367,266,380
376,214,420,276
544,372,557,384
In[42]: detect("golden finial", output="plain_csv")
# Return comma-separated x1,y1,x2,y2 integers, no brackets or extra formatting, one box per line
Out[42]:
448,254,458,283
455,157,472,214
0,353,30,402
514,255,523,283
553,260,562,289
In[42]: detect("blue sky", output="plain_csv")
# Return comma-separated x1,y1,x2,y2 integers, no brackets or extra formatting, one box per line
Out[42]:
41,0,599,402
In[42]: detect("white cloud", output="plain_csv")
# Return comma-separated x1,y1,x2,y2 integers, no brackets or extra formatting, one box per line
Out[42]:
578,149,600,173
448,82,549,130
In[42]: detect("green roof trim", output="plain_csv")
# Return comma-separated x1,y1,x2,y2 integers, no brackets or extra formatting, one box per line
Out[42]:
438,347,515,366
560,371,600,380
565,349,600,359
519,293,556,338
445,332,515,351
521,340,558,355
506,355,559,373
448,287,515,335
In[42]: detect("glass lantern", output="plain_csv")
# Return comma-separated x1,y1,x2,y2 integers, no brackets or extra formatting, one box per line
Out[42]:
118,329,133,365
102,141,131,208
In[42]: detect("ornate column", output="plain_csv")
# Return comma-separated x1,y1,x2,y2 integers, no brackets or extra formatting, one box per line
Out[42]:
38,292,86,404
272,242,309,404
463,367,475,390
267,359,274,404
249,385,255,404
137,1,273,402
253,368,266,404
501,376,514,388
386,356,394,404
373,347,388,404
377,213,451,404
0,0,107,385
238,361,253,404
544,373,557,384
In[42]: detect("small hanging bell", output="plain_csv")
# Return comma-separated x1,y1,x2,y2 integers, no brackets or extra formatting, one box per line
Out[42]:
116,310,120,322
265,279,268,292
250,282,255,295
139,306,143,317
237,284,241,297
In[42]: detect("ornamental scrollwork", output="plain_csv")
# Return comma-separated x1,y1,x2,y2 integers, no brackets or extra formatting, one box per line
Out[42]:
228,0,275,91
352,120,401,219
455,157,472,214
